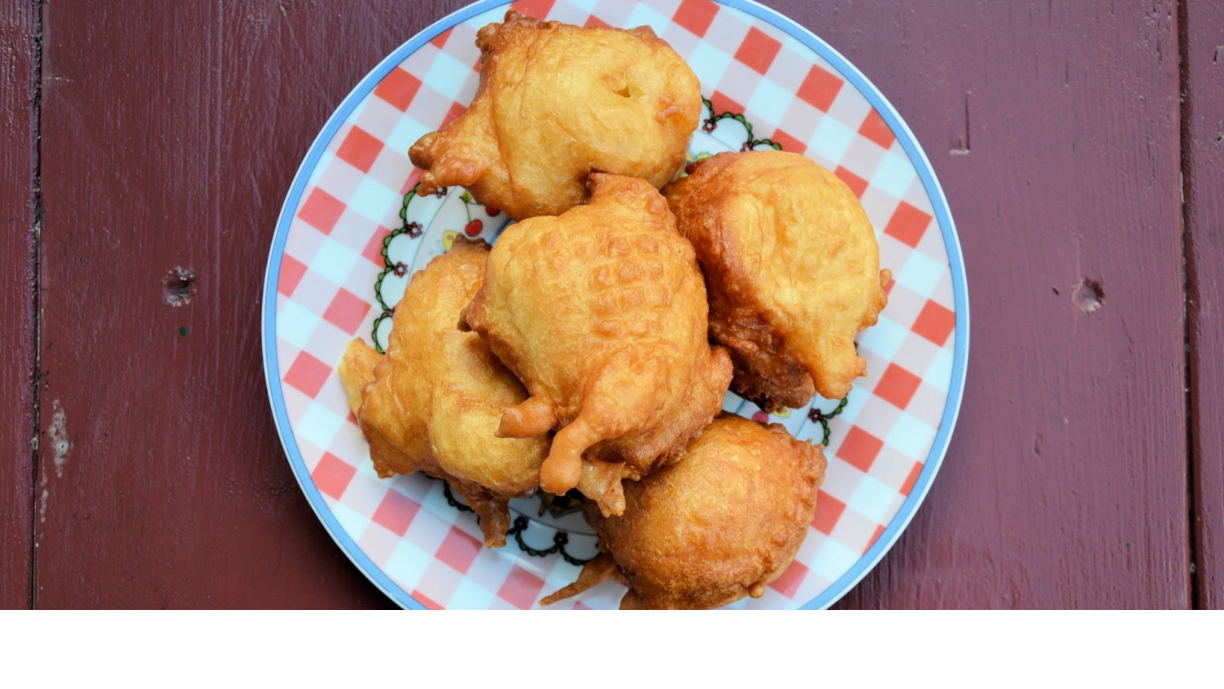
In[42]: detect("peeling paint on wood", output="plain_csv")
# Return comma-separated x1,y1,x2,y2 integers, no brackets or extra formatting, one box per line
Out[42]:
47,399,70,478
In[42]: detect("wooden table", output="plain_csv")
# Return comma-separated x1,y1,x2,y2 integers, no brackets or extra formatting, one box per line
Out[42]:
1,0,1219,609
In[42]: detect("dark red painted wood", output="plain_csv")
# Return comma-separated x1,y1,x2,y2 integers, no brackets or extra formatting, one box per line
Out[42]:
817,1,1190,608
1185,0,1224,610
31,0,1197,608
0,0,35,610
35,0,465,608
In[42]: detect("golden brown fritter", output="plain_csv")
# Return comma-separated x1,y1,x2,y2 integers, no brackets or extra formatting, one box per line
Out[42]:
338,238,548,548
460,174,731,516
337,339,433,473
664,151,891,411
408,10,701,221
542,415,826,610
338,339,381,416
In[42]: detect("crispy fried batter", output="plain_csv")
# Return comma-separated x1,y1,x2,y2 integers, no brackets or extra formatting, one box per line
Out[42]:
538,552,620,607
338,339,381,415
664,151,891,410
460,174,731,515
408,10,701,221
544,415,826,610
343,238,548,548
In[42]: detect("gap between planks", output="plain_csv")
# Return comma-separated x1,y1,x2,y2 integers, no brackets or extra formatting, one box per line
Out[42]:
1177,0,1201,610
28,0,44,611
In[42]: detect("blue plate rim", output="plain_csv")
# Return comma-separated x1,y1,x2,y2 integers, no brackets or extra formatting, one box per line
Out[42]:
261,0,969,611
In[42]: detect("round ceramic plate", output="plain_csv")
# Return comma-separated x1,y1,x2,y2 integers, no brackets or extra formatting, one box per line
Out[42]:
262,0,968,610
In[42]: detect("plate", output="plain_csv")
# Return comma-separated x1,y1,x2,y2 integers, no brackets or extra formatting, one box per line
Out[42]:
262,0,968,609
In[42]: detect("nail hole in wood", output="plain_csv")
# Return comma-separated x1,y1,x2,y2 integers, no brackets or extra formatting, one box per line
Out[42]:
162,267,196,307
1071,278,1104,314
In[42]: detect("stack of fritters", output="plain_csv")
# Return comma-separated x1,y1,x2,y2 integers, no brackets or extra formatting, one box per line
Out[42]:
460,173,732,517
339,10,890,609
338,239,547,549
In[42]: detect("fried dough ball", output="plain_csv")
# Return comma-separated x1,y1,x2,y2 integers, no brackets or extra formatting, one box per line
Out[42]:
408,10,701,221
542,415,826,610
337,238,547,548
663,151,892,411
460,174,732,516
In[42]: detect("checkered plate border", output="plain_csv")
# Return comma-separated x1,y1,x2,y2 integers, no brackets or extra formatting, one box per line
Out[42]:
262,0,969,609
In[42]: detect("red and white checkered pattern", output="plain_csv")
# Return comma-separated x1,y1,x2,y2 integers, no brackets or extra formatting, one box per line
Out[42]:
272,0,958,609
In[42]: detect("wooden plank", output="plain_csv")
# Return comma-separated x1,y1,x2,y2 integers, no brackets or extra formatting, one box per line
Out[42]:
1185,0,1224,610
35,0,467,608
0,0,35,610
805,1,1189,608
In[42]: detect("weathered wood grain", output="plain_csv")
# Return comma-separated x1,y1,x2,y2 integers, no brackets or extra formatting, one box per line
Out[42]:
34,0,1195,608
35,0,466,608
1185,0,1224,610
0,0,35,610
817,1,1191,608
